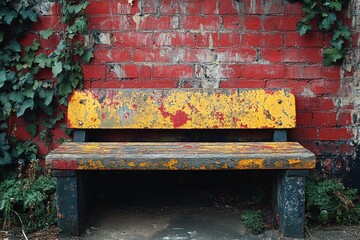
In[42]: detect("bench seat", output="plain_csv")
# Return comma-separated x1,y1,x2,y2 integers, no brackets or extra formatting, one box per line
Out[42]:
47,142,315,170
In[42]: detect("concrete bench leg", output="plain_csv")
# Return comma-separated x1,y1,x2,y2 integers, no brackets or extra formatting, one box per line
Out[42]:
53,170,83,236
276,170,309,238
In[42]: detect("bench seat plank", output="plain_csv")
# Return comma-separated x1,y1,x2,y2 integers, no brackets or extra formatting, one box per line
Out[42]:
46,142,315,170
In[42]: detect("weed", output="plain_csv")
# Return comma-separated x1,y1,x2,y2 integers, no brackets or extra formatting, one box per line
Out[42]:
0,160,57,233
241,210,264,234
306,173,360,225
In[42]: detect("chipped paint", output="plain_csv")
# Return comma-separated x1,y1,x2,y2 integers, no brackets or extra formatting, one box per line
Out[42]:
67,89,296,129
236,159,265,169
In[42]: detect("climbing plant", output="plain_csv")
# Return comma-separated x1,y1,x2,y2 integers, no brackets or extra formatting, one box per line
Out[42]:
0,0,93,167
288,0,351,65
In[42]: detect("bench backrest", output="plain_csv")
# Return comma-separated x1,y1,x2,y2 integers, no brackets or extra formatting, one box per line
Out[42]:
67,89,296,129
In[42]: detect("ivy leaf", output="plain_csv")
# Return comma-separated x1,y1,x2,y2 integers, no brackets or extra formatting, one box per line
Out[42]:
333,21,351,40
19,9,37,22
323,47,344,66
0,70,6,88
44,90,54,105
40,29,53,40
26,123,37,138
328,1,342,11
320,12,336,31
6,40,21,52
35,53,51,68
52,61,63,77
330,38,344,50
81,51,93,63
0,31,4,43
39,102,54,116
17,98,34,117
3,11,18,25
297,21,312,36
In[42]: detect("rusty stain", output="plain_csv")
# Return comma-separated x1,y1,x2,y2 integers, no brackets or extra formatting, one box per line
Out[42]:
67,89,296,129
236,159,265,169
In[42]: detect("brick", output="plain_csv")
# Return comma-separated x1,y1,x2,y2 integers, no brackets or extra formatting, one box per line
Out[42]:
284,2,304,15
285,32,324,47
215,48,257,62
106,64,151,79
184,1,202,14
308,80,340,95
337,112,352,126
223,16,261,30
91,79,177,88
139,16,176,30
286,65,322,79
263,0,283,14
160,0,181,14
82,65,106,79
319,128,353,141
202,0,218,14
31,16,63,31
88,16,123,31
172,48,215,63
265,80,307,94
154,32,196,47
313,112,337,127
219,0,239,14
133,48,171,62
296,97,335,111
261,48,286,63
242,33,283,47
197,33,240,47
224,64,286,79
322,66,341,79
288,128,318,141
241,0,263,14
220,79,265,88
285,48,323,63
264,16,301,31
86,1,113,15
296,112,313,127
181,16,220,31
113,32,153,47
92,48,131,64
153,65,193,78
40,33,61,50
111,0,139,14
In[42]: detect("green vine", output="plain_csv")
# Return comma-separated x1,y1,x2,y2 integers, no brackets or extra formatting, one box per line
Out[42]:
288,0,351,65
0,0,92,166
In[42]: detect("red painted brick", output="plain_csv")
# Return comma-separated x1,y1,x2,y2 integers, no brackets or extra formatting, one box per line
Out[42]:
322,66,341,79
153,65,193,78
88,16,123,31
113,32,153,47
308,80,339,95
296,112,313,126
224,64,286,79
264,16,301,31
338,143,356,155
261,48,286,63
181,16,220,31
263,0,283,14
82,65,106,79
215,48,257,62
288,128,318,141
154,32,196,47
92,48,131,64
284,2,304,15
242,33,283,47
133,48,171,62
91,79,177,88
40,33,61,50
106,64,151,79
160,0,181,14
20,34,38,46
219,0,239,14
285,32,324,47
111,0,140,14
241,0,263,14
286,65,322,79
286,48,323,63
139,16,176,30
319,128,353,141
184,1,202,14
202,0,218,14
313,112,337,127
337,112,352,126
223,16,261,30
35,68,53,80
197,33,240,47
31,16,63,31
266,80,307,94
86,1,113,15
220,79,265,88
171,48,214,63
296,97,335,111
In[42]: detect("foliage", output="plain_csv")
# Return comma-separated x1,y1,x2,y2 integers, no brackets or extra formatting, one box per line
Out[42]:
0,160,57,233
241,210,265,234
306,173,360,225
288,0,351,65
0,0,92,166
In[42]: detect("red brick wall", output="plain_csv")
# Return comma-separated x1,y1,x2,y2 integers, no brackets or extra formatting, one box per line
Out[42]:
17,0,360,187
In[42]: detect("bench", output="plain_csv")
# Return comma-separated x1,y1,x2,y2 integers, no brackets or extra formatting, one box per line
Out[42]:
46,88,316,238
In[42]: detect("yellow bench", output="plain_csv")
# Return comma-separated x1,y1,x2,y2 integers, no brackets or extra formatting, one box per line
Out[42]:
46,88,315,237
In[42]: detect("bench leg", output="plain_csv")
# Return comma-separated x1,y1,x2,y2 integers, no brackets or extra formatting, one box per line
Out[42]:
53,170,83,236
276,170,308,238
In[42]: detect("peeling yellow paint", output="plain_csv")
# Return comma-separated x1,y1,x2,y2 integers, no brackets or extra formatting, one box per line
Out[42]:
138,162,150,168
128,161,136,167
67,89,296,129
236,159,265,169
162,159,178,170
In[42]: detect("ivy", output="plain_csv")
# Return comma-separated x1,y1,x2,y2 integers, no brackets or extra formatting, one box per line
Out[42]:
0,0,92,166
288,0,351,65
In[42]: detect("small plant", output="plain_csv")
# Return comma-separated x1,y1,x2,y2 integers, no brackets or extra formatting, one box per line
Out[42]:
0,160,57,234
241,210,264,234
306,173,360,225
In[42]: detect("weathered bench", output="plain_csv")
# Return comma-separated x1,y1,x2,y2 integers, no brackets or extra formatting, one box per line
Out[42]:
46,88,316,238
